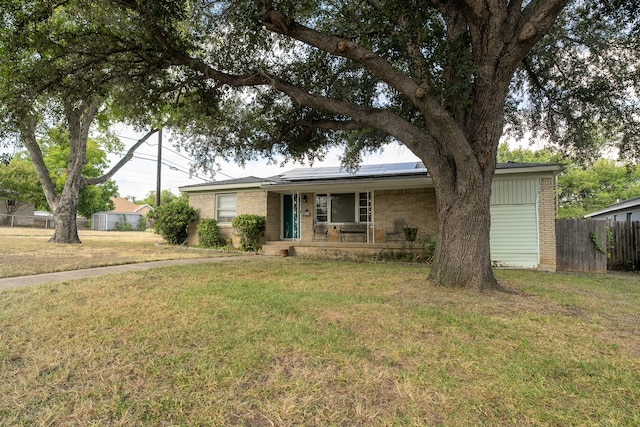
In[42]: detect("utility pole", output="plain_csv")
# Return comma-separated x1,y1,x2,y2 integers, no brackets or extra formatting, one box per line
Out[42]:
156,128,162,207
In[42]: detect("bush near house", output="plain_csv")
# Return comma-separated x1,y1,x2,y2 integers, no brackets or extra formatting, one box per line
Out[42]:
148,198,199,245
197,218,225,248
232,214,266,251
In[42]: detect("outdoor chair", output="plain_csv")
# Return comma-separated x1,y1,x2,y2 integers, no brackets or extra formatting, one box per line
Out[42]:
312,223,328,241
386,218,406,241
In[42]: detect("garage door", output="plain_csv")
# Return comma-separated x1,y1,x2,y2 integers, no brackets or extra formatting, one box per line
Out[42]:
490,204,539,268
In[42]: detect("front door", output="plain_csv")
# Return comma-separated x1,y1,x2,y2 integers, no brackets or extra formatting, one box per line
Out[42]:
282,194,300,240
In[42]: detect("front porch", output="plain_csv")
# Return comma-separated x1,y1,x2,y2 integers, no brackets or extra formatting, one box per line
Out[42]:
260,240,428,259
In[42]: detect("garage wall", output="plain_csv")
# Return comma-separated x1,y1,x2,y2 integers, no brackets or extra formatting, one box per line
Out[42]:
490,178,540,268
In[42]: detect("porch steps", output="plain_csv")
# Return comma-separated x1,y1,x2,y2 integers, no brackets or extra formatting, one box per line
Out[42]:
260,241,294,256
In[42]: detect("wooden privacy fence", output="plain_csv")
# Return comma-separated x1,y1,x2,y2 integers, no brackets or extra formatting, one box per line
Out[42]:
556,219,607,273
556,219,640,272
608,221,640,271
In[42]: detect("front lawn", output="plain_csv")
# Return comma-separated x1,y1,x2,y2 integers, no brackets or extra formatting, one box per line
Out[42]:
0,228,224,278
1,259,638,425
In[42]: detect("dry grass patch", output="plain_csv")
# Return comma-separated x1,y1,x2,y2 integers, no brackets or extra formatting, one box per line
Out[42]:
0,259,638,425
0,227,224,278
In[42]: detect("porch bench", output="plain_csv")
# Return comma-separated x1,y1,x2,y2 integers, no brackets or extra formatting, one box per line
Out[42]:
339,224,367,242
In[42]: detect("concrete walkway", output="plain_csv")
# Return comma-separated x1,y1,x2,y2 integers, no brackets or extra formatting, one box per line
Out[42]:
0,256,257,291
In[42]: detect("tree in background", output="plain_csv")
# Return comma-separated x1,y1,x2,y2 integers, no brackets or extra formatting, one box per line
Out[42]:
0,156,46,219
0,0,167,242
38,126,120,219
498,143,640,218
139,190,179,208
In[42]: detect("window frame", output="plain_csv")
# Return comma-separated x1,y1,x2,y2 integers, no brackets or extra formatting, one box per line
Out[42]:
216,193,237,223
315,192,370,224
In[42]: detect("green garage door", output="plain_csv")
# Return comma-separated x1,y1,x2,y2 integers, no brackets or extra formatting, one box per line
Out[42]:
490,204,539,268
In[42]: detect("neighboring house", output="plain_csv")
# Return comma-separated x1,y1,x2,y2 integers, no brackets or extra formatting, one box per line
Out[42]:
92,197,154,231
584,196,640,222
180,162,561,271
0,198,35,226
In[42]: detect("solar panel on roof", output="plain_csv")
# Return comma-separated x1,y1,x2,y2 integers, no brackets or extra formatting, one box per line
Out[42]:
277,162,427,182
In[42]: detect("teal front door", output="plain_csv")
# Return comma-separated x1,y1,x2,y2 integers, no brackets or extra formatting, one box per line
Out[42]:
282,194,300,239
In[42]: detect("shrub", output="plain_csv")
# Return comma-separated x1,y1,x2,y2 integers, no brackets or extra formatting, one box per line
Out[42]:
114,214,133,231
232,214,266,251
136,216,147,231
148,198,199,245
197,218,224,248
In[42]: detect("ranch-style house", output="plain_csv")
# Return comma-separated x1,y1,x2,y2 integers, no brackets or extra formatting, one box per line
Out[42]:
180,162,561,271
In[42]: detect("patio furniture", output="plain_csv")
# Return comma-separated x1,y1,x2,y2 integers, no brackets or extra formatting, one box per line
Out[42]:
339,224,367,242
312,223,328,241
386,219,406,241
403,227,418,242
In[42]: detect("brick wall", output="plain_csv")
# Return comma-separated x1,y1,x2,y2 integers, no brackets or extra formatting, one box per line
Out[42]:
374,188,437,242
265,192,281,241
538,177,557,271
186,189,270,246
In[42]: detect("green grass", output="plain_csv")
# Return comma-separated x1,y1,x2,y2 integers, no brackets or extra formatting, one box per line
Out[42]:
1,259,639,425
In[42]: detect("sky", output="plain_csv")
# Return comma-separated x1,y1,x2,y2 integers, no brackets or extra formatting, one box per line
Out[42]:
108,127,423,201
3,125,533,203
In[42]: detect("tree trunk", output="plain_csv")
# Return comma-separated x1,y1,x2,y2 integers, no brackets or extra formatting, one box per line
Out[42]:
427,163,503,291
50,184,82,244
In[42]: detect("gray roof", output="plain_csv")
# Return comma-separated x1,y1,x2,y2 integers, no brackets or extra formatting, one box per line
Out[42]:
268,161,559,183
584,196,640,218
179,176,270,191
180,162,560,191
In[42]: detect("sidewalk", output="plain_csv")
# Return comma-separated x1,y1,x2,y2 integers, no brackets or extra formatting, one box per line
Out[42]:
0,256,255,291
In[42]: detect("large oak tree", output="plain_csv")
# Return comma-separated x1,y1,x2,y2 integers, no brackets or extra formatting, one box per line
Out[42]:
116,0,638,289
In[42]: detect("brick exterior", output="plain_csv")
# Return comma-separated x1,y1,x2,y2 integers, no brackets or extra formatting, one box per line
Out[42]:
185,175,558,272
537,177,557,271
373,188,437,242
186,189,271,246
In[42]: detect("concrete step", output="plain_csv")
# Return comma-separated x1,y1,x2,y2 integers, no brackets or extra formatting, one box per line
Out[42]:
260,242,294,256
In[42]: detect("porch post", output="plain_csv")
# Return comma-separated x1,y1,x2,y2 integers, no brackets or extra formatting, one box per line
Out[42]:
369,190,375,244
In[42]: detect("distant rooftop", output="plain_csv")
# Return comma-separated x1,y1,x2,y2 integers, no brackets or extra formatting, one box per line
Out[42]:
584,195,640,218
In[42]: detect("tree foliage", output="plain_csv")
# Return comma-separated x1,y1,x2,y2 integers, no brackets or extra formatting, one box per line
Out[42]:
0,0,168,242
138,190,179,207
498,143,640,218
0,156,46,214
508,1,640,164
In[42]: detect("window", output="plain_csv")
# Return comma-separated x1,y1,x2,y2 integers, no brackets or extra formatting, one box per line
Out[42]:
359,192,371,222
315,194,328,222
331,193,356,223
216,193,237,222
315,192,370,223
7,200,16,207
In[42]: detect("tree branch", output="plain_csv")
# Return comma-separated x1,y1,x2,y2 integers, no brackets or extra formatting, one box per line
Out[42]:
20,121,59,210
83,128,159,186
253,1,475,172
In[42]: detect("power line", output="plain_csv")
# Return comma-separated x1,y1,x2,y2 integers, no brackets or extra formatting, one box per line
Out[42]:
130,155,209,182
116,133,237,180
